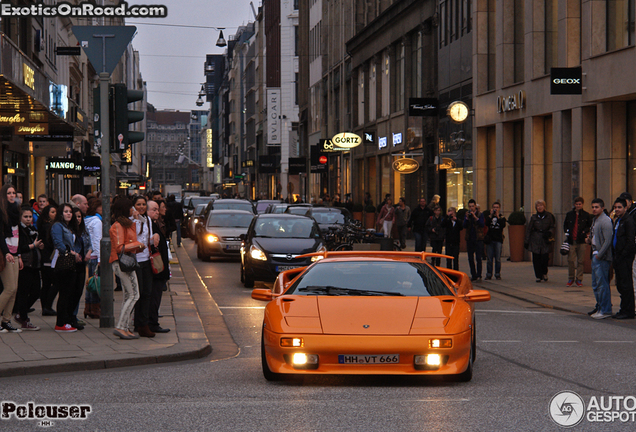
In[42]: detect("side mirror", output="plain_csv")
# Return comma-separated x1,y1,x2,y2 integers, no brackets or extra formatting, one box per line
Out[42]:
252,288,274,301
460,289,491,303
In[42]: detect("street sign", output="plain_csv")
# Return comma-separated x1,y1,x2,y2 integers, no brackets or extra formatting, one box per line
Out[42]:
71,26,136,74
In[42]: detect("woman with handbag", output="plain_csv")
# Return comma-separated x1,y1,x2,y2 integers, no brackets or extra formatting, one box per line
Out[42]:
0,184,24,333
37,204,57,316
14,207,43,330
148,200,170,333
84,199,102,319
110,197,144,340
376,197,395,238
51,203,87,332
130,195,155,338
70,208,92,326
524,200,556,283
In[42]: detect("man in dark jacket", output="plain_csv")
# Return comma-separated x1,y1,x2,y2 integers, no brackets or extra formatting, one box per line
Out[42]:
612,198,636,319
425,205,445,266
464,199,485,281
166,195,183,247
148,200,171,332
620,192,636,306
563,197,591,287
442,207,462,270
484,202,506,280
408,198,432,252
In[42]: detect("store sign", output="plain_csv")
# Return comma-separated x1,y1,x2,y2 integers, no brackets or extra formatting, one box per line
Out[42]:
0,114,26,126
497,91,526,113
319,138,343,153
267,88,281,145
378,136,388,149
438,157,457,170
392,133,402,146
206,128,214,168
259,155,278,174
310,145,327,173
23,64,35,89
288,157,306,175
331,132,361,149
15,123,48,135
392,158,420,174
83,156,101,175
47,158,82,174
241,159,254,168
363,131,375,145
551,67,582,95
408,98,438,117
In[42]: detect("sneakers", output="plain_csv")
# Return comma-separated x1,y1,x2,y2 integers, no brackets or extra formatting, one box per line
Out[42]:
588,307,598,316
20,320,40,331
566,280,574,287
591,312,613,320
54,324,77,333
576,280,583,287
1,321,22,333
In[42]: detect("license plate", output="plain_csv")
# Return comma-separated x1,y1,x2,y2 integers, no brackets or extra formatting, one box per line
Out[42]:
225,244,240,250
277,265,299,272
338,354,400,364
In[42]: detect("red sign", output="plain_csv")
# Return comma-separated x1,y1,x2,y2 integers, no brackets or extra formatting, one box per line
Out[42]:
319,155,327,164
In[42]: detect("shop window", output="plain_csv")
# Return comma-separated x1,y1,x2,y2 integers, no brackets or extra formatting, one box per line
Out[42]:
607,0,635,51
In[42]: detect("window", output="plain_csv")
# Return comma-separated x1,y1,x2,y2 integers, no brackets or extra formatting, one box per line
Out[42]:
607,0,635,51
545,0,557,73
440,0,448,48
395,44,404,111
514,0,524,82
294,26,299,56
411,32,422,97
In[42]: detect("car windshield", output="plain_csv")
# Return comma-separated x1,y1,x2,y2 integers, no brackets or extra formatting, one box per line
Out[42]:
253,218,320,238
213,202,254,213
286,207,311,216
287,261,454,297
189,197,213,208
194,205,207,216
311,211,346,224
207,213,254,228
271,205,288,214
256,202,278,213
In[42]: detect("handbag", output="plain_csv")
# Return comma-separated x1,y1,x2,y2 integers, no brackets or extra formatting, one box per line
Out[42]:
149,246,164,274
54,249,75,272
118,249,139,272
87,275,100,295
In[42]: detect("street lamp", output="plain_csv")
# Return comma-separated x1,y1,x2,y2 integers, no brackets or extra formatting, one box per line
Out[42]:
196,84,205,107
216,29,227,47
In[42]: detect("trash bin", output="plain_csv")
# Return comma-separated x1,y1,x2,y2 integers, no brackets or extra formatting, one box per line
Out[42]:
373,233,393,251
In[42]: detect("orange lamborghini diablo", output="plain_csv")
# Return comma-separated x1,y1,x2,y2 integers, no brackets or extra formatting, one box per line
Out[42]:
251,251,491,382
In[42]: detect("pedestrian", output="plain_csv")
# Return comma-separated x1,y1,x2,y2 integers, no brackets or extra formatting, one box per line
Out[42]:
376,193,391,213
442,207,462,270
484,202,507,280
166,195,183,247
37,204,57,316
71,194,88,215
84,199,102,319
611,198,635,319
408,198,432,252
32,194,48,225
394,197,411,249
587,198,614,319
148,200,171,333
524,200,556,283
428,194,441,212
332,194,342,207
131,195,156,338
109,197,143,339
51,203,86,332
0,184,23,333
463,199,485,281
621,192,636,308
426,205,445,266
364,192,373,208
71,208,91,327
14,206,42,330
376,197,395,238
563,197,592,287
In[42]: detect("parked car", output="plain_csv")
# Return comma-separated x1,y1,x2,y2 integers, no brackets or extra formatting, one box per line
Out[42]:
282,204,314,216
240,214,326,288
186,203,208,240
197,210,255,261
251,250,491,381
264,203,290,214
203,199,256,217
255,200,282,214
291,207,353,233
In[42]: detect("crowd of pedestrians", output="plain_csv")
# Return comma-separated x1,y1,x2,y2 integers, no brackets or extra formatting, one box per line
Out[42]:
0,186,177,336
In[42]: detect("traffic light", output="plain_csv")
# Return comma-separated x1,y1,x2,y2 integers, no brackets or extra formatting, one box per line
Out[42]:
112,83,144,152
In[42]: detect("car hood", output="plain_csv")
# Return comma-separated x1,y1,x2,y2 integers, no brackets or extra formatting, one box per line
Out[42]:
272,296,454,336
253,237,322,255
204,227,248,238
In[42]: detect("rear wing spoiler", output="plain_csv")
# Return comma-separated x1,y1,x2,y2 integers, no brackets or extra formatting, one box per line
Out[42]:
297,251,454,261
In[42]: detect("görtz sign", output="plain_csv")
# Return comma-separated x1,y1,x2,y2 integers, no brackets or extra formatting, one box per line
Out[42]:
331,132,361,149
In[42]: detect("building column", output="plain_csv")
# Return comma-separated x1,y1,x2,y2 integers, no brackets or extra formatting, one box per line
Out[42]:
596,102,626,200
34,157,47,198
474,127,488,207
497,122,515,256
571,106,596,207
552,110,571,265
524,116,546,217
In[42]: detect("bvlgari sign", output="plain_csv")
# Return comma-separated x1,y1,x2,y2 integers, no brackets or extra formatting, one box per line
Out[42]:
497,91,526,113
392,158,419,174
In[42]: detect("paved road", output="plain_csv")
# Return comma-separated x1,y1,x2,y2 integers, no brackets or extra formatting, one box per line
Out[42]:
1,239,634,431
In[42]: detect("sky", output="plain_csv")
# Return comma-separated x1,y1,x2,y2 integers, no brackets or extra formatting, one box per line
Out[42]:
126,0,257,112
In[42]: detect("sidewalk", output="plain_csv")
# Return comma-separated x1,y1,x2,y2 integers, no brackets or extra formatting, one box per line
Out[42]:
0,249,212,378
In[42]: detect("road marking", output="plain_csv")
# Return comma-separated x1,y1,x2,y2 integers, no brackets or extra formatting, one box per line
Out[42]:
593,341,634,343
476,310,555,314
218,306,266,309
481,340,522,343
537,341,579,343
407,399,470,402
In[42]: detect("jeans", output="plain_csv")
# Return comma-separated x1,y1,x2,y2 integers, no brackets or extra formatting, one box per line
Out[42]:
445,243,459,270
16,268,41,319
112,261,140,330
396,225,407,249
486,241,502,278
414,232,427,252
614,257,635,317
175,219,182,246
592,257,612,315
55,265,86,327
430,240,444,266
134,261,154,328
382,220,393,238
150,279,167,328
40,266,57,310
466,240,483,279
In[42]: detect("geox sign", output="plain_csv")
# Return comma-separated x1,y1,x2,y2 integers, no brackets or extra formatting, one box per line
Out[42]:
331,132,361,149
550,67,582,95
497,91,526,113
392,158,420,174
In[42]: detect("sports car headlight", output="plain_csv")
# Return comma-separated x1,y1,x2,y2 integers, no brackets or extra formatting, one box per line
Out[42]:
281,337,304,347
429,339,452,349
311,245,327,262
249,245,267,261
414,354,441,366
206,234,219,243
292,353,319,366
193,218,199,224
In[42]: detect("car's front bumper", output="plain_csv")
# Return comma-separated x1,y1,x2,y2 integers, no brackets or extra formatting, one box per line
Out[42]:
262,328,471,375
200,240,242,256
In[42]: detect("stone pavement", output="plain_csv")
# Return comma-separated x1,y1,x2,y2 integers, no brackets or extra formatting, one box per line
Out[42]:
0,249,212,378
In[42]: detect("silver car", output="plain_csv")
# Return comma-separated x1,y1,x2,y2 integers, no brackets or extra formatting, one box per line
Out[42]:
197,210,255,261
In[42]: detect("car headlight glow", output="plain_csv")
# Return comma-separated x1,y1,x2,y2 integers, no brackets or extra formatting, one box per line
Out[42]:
206,234,219,243
429,339,452,349
281,337,304,347
249,245,267,261
311,245,327,262
291,353,319,366
193,218,199,224
425,354,441,366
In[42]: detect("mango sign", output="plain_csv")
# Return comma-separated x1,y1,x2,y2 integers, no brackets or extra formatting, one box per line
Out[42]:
331,132,361,149
392,158,420,174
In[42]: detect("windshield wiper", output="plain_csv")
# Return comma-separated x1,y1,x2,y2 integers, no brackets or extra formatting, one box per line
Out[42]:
298,286,403,296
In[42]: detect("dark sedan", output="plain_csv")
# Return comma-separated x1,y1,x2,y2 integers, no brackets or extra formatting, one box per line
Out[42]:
240,214,326,288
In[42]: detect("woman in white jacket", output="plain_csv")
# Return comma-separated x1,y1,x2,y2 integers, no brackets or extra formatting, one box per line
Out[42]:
84,198,102,319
